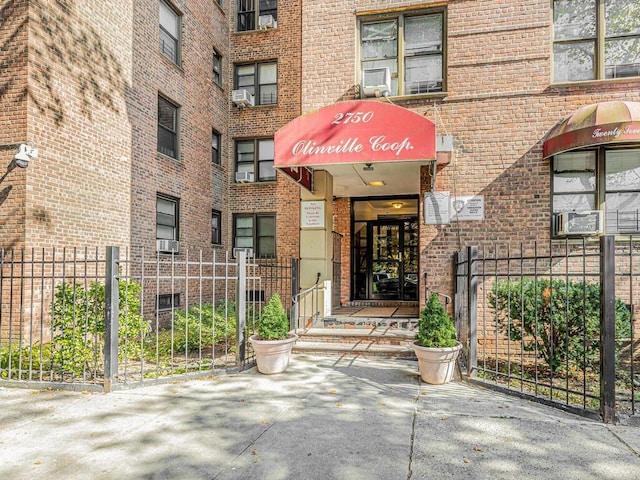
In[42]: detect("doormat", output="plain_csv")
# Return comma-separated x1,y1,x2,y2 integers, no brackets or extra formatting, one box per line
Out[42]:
351,307,397,317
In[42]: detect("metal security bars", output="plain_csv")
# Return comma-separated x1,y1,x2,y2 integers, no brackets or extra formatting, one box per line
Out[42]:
455,236,640,423
0,247,299,392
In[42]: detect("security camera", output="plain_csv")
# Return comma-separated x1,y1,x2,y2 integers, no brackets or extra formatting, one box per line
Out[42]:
14,144,38,168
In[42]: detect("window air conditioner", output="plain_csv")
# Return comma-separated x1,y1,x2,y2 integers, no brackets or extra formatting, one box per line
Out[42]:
258,14,276,29
232,89,254,107
235,171,255,183
233,247,254,258
362,67,391,97
556,211,603,236
157,239,180,253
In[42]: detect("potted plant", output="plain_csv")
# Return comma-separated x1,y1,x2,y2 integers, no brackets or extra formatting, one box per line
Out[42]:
248,293,298,374
413,292,462,384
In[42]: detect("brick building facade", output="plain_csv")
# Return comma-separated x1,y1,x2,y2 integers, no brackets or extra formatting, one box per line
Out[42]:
2,0,640,314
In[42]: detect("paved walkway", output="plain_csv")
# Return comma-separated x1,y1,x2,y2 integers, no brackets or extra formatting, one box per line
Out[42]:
2,355,640,479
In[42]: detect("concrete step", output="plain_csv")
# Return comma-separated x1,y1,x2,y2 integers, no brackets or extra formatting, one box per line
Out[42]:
320,316,418,330
292,327,417,360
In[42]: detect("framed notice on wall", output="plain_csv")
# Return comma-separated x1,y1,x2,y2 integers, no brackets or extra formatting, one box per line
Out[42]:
301,200,325,228
424,192,451,224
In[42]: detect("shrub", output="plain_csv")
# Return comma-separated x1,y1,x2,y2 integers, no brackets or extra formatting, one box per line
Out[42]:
488,279,631,372
415,293,457,348
257,293,290,340
51,279,149,375
148,301,238,356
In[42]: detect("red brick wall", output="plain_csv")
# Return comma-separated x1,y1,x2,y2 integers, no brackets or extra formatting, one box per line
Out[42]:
227,0,302,259
23,0,134,249
0,0,28,250
129,0,229,253
302,0,640,306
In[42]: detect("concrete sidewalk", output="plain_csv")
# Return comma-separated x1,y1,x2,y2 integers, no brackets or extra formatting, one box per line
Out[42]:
1,355,640,480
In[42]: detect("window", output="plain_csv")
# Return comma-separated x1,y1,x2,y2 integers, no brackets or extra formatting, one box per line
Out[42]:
157,293,181,311
212,210,222,245
158,95,179,159
552,148,640,234
237,0,277,32
159,0,181,64
213,49,222,86
234,138,275,182
360,11,444,97
234,213,275,257
157,194,179,240
553,0,640,82
234,62,277,105
212,130,221,164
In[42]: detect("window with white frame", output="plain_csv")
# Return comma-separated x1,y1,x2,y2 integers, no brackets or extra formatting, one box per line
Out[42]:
233,213,275,258
213,49,222,86
234,138,275,182
212,210,222,245
237,0,277,32
234,61,277,105
158,95,179,159
159,0,181,64
553,0,640,82
157,194,179,241
360,11,444,97
552,148,640,234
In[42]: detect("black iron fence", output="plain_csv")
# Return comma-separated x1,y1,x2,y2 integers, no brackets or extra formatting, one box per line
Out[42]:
0,247,298,391
455,236,640,423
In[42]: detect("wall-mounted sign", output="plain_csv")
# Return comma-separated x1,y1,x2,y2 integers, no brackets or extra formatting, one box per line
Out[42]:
301,201,325,228
274,100,436,167
451,195,484,221
424,192,450,225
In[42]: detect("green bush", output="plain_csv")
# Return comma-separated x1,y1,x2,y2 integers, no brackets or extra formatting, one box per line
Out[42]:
488,279,631,372
0,343,51,379
51,279,149,375
257,293,290,340
147,301,238,357
415,293,458,348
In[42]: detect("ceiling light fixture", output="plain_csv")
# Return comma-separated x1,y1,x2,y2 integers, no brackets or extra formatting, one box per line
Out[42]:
392,202,403,209
368,181,385,187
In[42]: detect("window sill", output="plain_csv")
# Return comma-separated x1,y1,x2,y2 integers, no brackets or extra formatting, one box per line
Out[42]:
157,152,182,164
233,180,276,186
550,77,640,89
233,27,278,35
368,91,448,102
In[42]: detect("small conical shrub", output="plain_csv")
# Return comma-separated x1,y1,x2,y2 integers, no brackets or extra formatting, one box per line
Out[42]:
258,293,290,340
415,293,457,348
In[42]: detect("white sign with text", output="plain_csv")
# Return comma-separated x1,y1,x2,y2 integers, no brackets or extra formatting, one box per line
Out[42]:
301,201,325,228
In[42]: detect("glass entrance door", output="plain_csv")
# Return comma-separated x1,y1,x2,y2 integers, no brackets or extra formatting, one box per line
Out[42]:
353,218,418,301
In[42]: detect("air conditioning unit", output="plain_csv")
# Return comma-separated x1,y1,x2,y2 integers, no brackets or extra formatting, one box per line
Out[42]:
232,89,254,107
258,14,276,29
556,211,604,236
362,67,391,97
235,171,255,183
233,247,254,258
157,239,180,253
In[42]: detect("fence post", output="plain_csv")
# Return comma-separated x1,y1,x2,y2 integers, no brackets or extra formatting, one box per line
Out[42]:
454,251,466,346
467,246,478,377
104,246,119,392
290,258,299,331
600,235,616,423
236,250,247,367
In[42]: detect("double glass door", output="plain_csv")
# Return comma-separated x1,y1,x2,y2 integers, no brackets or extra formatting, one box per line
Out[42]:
353,219,418,301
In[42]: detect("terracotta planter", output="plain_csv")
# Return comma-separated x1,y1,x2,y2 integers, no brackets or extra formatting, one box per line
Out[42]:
248,333,298,374
413,341,462,385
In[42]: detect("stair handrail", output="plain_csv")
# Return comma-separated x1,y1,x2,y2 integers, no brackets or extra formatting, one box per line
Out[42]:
291,272,322,333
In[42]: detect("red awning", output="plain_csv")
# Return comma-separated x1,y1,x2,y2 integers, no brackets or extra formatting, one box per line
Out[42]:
274,100,436,167
543,101,640,158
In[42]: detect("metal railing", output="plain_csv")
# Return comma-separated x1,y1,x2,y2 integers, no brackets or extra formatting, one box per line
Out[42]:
0,246,298,392
291,273,322,332
455,236,640,423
